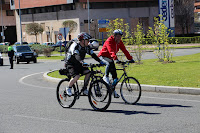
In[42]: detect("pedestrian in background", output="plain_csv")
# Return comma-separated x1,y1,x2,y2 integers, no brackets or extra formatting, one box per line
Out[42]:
8,44,14,69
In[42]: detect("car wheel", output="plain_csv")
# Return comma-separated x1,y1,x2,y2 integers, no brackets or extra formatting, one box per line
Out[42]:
33,58,37,63
0,60,3,66
16,58,19,64
27,61,30,64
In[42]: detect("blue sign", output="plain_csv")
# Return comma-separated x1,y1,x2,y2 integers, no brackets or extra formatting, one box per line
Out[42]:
159,0,175,37
98,20,109,24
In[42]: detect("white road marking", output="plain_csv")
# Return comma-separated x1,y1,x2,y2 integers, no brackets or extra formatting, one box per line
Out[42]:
19,72,55,90
14,114,77,124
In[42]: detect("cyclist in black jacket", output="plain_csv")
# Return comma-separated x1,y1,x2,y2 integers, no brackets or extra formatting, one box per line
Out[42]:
64,32,105,96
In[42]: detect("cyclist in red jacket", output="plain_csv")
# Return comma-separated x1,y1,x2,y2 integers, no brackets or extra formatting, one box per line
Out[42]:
98,29,135,98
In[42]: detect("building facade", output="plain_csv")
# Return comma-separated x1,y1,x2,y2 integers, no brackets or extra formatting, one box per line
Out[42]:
194,0,200,33
0,0,16,44
11,0,159,44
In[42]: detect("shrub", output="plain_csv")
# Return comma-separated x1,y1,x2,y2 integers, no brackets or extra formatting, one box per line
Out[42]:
55,46,65,52
43,48,53,57
0,45,8,53
30,44,53,56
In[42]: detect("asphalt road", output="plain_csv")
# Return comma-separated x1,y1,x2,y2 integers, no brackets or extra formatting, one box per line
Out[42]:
0,48,200,133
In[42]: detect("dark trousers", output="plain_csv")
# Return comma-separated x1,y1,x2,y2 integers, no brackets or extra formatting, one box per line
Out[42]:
9,57,13,69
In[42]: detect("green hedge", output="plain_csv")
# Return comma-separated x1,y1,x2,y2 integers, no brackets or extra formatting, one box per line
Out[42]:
97,36,200,45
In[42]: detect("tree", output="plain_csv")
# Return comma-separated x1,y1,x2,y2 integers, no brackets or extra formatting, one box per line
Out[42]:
25,23,43,42
62,20,78,40
107,18,131,45
133,23,145,64
174,0,194,35
147,16,175,63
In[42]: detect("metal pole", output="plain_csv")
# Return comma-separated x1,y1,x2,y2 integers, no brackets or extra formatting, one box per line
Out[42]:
0,1,4,42
87,0,90,34
19,0,22,45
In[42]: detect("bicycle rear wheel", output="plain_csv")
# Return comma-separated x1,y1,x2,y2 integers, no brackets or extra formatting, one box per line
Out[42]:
56,79,76,108
120,77,141,105
88,80,112,111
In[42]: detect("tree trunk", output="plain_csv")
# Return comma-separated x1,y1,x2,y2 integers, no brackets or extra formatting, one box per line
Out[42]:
35,35,38,42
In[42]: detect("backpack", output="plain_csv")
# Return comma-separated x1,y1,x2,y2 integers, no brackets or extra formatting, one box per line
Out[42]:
65,39,77,53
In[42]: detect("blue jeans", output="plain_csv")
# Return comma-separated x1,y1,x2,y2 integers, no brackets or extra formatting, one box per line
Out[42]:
99,56,117,79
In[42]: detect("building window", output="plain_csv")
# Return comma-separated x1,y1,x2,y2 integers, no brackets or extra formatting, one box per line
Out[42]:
21,9,28,15
61,4,75,11
10,0,14,5
6,10,14,16
83,3,91,9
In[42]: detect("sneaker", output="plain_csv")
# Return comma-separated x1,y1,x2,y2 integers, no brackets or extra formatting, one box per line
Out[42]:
103,76,110,84
113,90,120,98
66,87,72,96
83,89,88,96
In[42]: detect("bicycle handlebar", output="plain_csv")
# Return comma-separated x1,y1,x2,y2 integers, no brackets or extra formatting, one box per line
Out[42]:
83,63,105,68
117,61,134,65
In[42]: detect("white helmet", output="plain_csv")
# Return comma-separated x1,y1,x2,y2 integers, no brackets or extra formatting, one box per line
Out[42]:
113,29,123,36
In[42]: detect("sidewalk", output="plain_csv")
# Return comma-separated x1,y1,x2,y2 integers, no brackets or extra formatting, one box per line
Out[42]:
43,70,200,95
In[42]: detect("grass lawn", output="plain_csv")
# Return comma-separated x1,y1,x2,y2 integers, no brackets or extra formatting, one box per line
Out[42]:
48,53,200,88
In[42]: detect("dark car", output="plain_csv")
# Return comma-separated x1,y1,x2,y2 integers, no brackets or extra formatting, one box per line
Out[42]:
14,42,28,45
13,45,37,64
0,52,3,66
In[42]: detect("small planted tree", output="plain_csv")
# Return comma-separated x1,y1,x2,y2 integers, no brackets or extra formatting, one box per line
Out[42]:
107,18,132,46
147,16,174,63
133,23,145,64
25,23,44,43
62,20,78,40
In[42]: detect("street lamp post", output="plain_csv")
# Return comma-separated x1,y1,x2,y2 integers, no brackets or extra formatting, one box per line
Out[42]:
87,0,90,34
19,0,22,45
0,0,4,42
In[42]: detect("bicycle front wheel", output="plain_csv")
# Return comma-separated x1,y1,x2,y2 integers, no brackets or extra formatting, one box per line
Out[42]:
120,77,141,105
56,79,76,108
88,80,112,111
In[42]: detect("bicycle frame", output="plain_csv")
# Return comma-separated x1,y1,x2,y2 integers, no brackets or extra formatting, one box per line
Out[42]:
111,62,129,89
69,64,104,99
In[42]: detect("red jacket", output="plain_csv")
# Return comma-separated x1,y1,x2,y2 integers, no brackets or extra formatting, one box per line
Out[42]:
98,35,133,60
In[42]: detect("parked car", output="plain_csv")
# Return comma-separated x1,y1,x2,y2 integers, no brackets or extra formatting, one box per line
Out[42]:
52,41,68,48
28,42,40,45
42,42,54,46
0,52,3,66
14,42,28,45
89,39,99,51
52,41,63,48
13,45,37,64
0,42,10,46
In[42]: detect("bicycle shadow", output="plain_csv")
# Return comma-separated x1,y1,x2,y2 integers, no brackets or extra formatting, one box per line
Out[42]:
136,103,192,108
71,107,160,115
111,102,192,108
104,110,161,115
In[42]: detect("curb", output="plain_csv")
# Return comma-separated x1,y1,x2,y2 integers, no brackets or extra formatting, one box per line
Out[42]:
43,70,200,95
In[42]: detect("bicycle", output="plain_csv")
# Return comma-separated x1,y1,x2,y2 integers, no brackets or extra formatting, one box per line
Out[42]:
56,64,112,111
109,61,142,104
